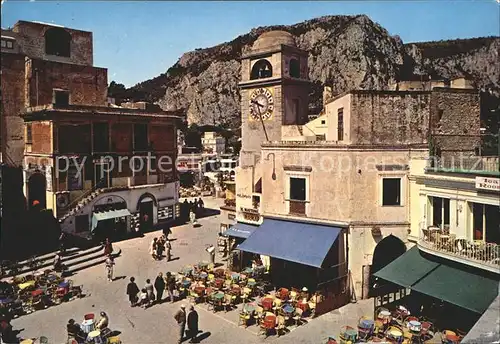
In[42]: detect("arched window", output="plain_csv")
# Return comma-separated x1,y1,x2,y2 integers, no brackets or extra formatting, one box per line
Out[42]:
290,58,300,78
45,28,71,57
250,59,273,80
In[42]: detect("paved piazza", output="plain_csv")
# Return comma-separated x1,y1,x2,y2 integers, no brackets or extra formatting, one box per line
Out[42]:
12,197,373,344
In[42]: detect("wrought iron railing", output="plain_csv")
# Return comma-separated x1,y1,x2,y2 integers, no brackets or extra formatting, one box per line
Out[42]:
427,156,499,174
419,228,500,270
289,200,306,215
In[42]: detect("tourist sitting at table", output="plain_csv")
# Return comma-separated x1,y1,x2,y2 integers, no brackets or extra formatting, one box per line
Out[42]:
66,319,86,342
96,311,109,330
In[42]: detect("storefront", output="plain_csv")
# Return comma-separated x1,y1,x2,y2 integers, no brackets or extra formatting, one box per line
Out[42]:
236,217,350,315
373,246,500,331
219,222,258,271
91,208,132,241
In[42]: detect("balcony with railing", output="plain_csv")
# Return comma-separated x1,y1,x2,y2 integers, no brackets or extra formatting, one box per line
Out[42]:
426,156,499,176
418,228,500,274
289,200,306,216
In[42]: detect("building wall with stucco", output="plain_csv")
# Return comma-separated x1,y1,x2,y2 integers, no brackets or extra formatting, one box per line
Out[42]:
259,143,428,297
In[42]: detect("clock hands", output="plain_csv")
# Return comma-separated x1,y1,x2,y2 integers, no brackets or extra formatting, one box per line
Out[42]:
250,99,265,108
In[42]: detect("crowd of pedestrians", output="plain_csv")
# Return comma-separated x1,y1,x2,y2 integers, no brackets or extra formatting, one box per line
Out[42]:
126,274,200,343
180,198,205,225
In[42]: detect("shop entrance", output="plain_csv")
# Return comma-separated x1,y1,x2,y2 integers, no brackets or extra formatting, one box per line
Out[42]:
27,172,46,209
370,234,406,296
139,199,154,231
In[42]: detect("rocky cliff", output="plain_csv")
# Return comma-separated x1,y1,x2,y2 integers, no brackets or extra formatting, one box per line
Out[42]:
125,15,499,129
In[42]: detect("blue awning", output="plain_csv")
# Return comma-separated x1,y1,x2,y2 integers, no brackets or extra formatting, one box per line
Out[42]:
237,218,342,268
223,223,258,239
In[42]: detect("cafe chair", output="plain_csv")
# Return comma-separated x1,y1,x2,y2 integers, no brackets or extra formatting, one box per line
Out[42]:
206,297,216,313
253,306,264,325
272,298,282,314
259,315,276,338
276,315,286,337
238,310,251,328
293,308,303,326
277,287,289,301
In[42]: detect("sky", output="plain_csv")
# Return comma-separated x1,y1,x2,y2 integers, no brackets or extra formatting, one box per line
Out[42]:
2,1,499,87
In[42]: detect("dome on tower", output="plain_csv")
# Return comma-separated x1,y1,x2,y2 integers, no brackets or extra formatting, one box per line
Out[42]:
252,30,296,51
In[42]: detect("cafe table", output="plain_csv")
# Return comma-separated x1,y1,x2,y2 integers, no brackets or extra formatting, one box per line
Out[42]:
198,261,209,270
181,266,194,275
212,291,225,300
181,280,192,288
242,267,253,275
243,303,256,314
18,281,36,290
282,304,295,315
0,297,14,305
199,271,208,280
246,280,256,288
231,272,240,281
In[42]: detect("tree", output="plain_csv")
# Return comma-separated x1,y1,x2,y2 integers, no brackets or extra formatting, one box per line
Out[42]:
107,81,127,103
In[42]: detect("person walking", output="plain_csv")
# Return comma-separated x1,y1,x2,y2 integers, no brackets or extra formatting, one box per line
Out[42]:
165,239,172,262
190,209,196,226
145,279,155,307
187,304,199,343
174,305,187,344
105,255,115,282
126,277,140,307
163,224,172,240
150,237,158,260
154,273,165,304
166,272,176,303
104,238,113,256
182,199,189,222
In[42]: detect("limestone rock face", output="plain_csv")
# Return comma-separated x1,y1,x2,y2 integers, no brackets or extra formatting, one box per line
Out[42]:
126,15,499,129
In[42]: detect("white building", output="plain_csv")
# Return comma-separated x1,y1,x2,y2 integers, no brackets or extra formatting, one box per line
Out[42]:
202,132,225,155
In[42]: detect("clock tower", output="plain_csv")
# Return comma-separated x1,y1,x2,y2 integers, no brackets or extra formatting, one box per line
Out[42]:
235,31,311,224
238,30,311,153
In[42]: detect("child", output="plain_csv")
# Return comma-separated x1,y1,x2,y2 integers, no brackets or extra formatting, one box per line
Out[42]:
139,288,148,308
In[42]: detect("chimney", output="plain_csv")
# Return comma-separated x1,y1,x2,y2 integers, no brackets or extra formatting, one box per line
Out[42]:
323,86,333,105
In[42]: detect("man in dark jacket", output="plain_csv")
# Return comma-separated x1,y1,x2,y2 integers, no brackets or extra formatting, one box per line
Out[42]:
166,272,176,303
126,277,140,306
154,272,165,303
187,304,199,343
174,305,186,344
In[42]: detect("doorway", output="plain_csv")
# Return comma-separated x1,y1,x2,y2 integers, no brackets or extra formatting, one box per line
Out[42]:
28,172,46,209
94,163,112,188
139,199,154,231
369,234,407,296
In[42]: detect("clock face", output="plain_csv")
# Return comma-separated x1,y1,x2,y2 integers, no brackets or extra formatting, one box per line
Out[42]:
249,88,274,121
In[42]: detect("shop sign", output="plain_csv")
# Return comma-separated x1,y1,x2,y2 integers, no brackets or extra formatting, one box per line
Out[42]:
475,177,500,192
237,193,251,199
45,166,53,192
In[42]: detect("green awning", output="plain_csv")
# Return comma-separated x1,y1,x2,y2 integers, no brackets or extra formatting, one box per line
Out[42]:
91,209,131,232
411,264,500,314
374,245,500,314
373,246,440,288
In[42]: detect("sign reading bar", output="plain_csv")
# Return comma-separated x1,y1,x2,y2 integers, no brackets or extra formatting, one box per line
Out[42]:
475,177,500,192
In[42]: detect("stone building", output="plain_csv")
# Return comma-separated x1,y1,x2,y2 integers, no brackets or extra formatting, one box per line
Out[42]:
201,131,225,155
227,30,483,306
2,20,179,239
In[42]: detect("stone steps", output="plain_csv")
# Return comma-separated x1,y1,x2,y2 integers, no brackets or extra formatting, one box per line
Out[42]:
1,245,108,280
68,247,121,274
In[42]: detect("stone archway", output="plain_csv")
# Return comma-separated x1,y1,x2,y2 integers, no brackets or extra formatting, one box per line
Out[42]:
137,193,158,230
369,234,406,296
27,172,46,209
